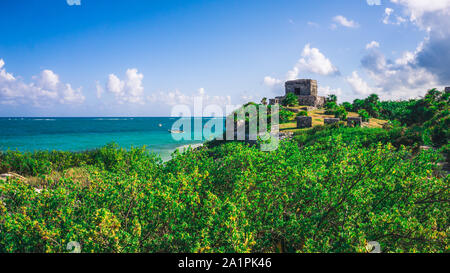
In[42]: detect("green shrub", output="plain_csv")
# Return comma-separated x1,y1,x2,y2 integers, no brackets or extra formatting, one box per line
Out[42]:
334,106,348,120
283,93,299,107
342,102,353,112
0,140,447,253
325,101,338,115
326,94,337,103
297,111,308,117
358,109,370,122
279,108,295,123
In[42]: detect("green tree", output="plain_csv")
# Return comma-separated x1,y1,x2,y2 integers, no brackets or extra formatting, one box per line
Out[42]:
364,94,381,118
261,97,268,106
352,99,365,112
325,101,338,115
297,111,308,117
342,102,353,112
358,109,370,122
334,106,348,120
283,93,299,107
326,94,338,103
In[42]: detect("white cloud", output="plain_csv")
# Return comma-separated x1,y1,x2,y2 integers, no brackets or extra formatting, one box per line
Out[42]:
96,81,104,99
263,76,282,87
107,74,124,94
263,76,284,94
390,0,450,23
59,84,85,104
0,59,85,106
366,41,380,49
319,86,343,97
355,0,450,99
382,8,407,25
66,0,81,6
307,21,320,28
100,71,235,108
287,44,340,78
346,71,378,96
124,69,145,103
263,45,339,94
147,88,232,107
0,59,15,81
357,43,440,99
333,15,359,28
106,68,145,104
383,8,394,24
385,0,450,84
38,70,60,91
385,0,450,32
367,0,381,5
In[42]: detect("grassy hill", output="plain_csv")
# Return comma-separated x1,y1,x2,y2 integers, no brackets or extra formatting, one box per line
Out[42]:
279,107,388,133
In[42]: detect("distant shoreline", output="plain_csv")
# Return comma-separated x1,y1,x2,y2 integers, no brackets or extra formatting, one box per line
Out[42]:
175,143,204,153
0,117,222,161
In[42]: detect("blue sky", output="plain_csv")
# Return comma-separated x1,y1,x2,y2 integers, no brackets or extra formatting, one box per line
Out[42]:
0,0,449,116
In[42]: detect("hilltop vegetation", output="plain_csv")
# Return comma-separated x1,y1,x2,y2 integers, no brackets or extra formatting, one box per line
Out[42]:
0,89,448,253
281,89,449,159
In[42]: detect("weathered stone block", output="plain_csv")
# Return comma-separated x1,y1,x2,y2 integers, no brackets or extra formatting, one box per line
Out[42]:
298,95,326,108
347,117,363,127
286,79,318,96
324,118,340,125
270,79,326,107
286,107,302,113
269,96,284,105
296,116,312,129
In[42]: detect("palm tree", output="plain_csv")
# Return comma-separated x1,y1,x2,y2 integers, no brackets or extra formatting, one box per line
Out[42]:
261,97,268,105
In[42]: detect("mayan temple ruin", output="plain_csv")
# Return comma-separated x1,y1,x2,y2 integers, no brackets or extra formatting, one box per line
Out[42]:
269,79,326,107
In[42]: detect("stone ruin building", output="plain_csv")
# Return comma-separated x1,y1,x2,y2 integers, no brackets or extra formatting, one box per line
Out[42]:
269,79,326,107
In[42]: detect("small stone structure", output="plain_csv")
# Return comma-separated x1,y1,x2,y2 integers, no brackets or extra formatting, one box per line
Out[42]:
269,97,284,105
347,117,363,127
324,118,340,125
445,87,450,92
269,79,326,107
296,116,312,129
300,106,316,111
286,79,318,96
299,96,325,107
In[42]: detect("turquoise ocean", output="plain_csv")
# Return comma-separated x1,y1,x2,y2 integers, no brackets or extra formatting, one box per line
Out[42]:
0,117,224,161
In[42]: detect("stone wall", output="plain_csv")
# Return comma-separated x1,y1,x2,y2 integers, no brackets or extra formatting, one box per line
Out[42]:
285,79,318,96
347,117,362,127
296,116,312,129
324,118,340,125
298,95,325,108
269,96,284,105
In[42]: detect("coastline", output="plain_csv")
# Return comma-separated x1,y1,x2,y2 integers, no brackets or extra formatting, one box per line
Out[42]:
0,117,221,162
158,142,204,162
175,143,204,153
